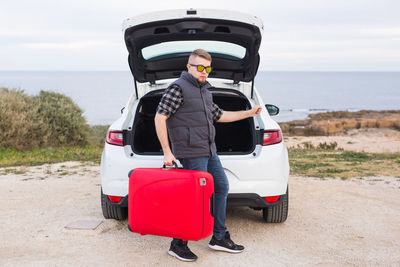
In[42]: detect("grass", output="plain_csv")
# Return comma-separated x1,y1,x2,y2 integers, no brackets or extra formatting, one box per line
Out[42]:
297,141,340,150
0,145,103,167
1,121,399,179
0,124,108,168
289,148,400,178
1,145,399,179
0,168,28,175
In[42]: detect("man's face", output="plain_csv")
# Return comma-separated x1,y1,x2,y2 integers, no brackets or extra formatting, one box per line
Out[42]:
187,56,211,84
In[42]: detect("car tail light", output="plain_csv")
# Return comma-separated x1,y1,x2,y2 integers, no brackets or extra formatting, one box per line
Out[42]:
263,130,282,146
108,195,122,203
106,130,123,146
264,196,280,203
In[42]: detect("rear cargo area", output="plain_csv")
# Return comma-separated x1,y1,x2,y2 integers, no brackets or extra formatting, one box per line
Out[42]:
130,88,256,155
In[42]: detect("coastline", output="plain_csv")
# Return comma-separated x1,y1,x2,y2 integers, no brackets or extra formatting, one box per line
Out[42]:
279,110,400,136
2,71,400,125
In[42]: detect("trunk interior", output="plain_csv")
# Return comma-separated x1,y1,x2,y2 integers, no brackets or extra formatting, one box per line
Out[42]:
130,88,256,155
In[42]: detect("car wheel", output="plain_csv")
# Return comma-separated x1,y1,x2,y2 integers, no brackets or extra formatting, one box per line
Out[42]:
101,189,127,220
262,186,288,223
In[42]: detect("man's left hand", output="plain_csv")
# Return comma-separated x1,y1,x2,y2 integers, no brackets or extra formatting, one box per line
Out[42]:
248,105,262,117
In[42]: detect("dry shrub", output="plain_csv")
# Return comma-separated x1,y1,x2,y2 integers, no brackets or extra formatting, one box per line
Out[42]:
0,88,89,150
304,124,325,136
317,141,338,150
310,110,400,120
297,141,314,149
279,123,290,133
394,121,400,130
342,119,358,130
379,118,397,128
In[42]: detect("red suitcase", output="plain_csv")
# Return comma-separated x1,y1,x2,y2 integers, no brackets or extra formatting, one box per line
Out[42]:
128,166,214,241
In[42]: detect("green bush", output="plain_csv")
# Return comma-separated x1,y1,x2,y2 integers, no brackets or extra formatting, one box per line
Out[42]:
35,90,89,147
0,88,42,150
0,88,90,150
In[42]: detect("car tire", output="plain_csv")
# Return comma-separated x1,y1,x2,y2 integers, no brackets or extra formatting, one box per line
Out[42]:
101,189,128,220
262,186,288,223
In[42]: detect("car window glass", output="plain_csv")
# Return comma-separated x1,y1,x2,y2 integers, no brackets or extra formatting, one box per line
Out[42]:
142,41,246,60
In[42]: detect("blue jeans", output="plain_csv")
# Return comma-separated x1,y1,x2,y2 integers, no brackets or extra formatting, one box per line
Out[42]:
172,154,229,245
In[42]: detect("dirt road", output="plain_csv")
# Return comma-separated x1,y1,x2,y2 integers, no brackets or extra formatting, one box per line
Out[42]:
1,162,399,266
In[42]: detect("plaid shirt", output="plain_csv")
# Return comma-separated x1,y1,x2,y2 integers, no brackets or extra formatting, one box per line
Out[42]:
156,84,223,122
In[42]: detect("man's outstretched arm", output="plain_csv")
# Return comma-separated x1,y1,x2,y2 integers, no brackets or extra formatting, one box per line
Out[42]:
154,113,176,166
217,105,262,123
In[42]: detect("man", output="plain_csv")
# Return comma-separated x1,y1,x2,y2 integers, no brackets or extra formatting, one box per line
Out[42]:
154,49,262,262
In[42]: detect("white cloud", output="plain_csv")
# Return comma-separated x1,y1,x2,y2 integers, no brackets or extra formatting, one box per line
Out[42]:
359,27,400,37
20,41,120,50
1,0,400,70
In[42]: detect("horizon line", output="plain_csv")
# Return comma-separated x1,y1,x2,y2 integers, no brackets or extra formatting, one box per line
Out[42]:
1,69,399,73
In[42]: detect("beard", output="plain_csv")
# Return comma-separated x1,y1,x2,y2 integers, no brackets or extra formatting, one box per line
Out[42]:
197,76,207,84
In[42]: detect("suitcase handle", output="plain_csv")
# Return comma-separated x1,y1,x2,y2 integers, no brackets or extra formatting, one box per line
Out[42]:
210,193,215,217
162,161,179,169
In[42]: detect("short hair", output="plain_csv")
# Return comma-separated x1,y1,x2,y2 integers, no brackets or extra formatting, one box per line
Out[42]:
188,49,212,63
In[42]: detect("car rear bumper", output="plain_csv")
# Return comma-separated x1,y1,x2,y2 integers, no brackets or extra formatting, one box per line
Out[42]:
227,193,283,208
103,194,129,208
102,192,283,209
101,141,289,197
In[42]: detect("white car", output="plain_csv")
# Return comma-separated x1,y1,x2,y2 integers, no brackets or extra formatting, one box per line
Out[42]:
100,9,290,223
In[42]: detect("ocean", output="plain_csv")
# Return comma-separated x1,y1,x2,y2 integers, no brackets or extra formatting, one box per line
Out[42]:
1,71,399,125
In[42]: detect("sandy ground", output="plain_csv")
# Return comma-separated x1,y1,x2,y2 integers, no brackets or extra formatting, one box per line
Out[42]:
1,160,399,266
285,128,400,153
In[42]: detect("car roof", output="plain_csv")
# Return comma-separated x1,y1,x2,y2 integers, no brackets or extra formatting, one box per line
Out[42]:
122,9,264,34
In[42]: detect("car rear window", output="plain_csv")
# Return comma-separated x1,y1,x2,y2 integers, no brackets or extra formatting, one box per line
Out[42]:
142,40,246,60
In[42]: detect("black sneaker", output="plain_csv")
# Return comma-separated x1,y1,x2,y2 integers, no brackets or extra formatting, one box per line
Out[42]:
168,240,198,262
208,231,244,253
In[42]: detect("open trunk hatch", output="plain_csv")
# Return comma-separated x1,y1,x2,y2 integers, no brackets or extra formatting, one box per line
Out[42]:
123,9,263,85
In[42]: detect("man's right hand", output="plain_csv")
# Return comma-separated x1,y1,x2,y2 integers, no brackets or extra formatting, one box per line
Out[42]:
155,113,176,167
164,152,177,166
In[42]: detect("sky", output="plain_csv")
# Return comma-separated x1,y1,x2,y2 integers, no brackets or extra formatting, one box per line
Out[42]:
0,0,399,71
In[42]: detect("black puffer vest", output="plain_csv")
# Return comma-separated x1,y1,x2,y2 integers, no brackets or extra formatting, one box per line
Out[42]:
166,71,217,159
